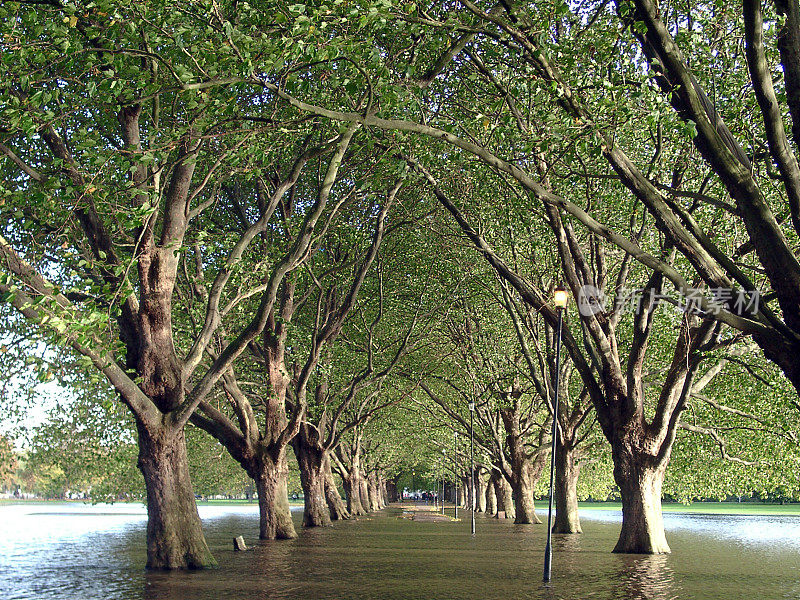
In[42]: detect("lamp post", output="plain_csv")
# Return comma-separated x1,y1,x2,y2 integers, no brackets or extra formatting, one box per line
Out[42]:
469,400,476,535
544,283,568,583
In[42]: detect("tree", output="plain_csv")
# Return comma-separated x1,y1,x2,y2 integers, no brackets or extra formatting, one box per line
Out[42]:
0,0,349,567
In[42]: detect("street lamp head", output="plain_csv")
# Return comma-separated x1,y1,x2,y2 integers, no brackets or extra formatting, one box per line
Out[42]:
469,401,475,411
554,283,569,309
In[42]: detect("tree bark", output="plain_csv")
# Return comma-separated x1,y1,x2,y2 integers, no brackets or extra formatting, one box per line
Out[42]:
342,471,367,516
359,476,371,512
367,473,381,511
490,469,515,519
501,406,544,523
386,478,400,503
323,458,350,520
611,440,670,553
510,461,542,524
485,472,497,515
252,449,297,540
553,443,582,533
461,476,471,509
476,470,488,513
136,423,216,569
378,477,388,508
292,437,331,528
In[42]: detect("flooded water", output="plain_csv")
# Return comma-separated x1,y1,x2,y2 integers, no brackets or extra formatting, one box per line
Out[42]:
1,502,799,599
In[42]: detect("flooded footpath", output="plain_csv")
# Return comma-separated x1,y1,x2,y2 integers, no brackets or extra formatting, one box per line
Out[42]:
1,502,798,599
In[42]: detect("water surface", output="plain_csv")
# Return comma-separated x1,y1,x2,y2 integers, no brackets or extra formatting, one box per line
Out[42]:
1,502,798,599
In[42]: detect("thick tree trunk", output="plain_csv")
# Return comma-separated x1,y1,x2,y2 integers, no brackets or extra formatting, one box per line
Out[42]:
553,443,582,533
612,443,670,554
359,476,371,512
386,479,400,503
343,473,367,516
476,470,488,513
485,472,497,515
497,477,516,520
292,439,331,528
323,459,350,520
367,473,381,511
252,449,297,540
378,478,388,508
511,462,542,524
136,423,216,569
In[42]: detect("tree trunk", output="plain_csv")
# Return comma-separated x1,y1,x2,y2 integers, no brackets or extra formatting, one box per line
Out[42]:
136,423,216,569
553,443,582,533
359,476,371,512
252,449,297,540
323,458,350,520
485,472,497,515
476,470,488,513
292,438,331,528
386,479,399,503
343,473,367,516
511,462,541,524
612,443,670,553
367,473,381,511
378,477,388,507
497,477,516,520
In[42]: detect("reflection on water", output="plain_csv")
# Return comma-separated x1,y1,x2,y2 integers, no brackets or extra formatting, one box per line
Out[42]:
611,554,677,600
1,502,799,600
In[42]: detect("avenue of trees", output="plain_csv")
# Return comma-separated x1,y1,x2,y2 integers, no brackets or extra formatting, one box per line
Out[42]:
1,0,799,569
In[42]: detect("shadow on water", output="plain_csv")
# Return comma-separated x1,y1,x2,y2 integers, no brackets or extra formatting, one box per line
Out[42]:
2,503,799,600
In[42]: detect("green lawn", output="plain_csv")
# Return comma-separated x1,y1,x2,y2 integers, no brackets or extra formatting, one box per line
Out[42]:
578,501,800,516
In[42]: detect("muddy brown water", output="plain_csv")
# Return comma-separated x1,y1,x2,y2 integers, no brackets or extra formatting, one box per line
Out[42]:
1,502,799,599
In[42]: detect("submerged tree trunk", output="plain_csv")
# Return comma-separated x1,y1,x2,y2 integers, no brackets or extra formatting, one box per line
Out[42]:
476,470,488,513
342,472,367,516
323,458,350,520
485,472,497,515
510,461,542,524
386,477,400,503
378,477,388,508
553,443,582,533
489,469,514,519
359,476,370,512
612,441,670,553
136,423,216,570
252,449,297,540
292,437,331,528
497,477,516,520
367,473,381,511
